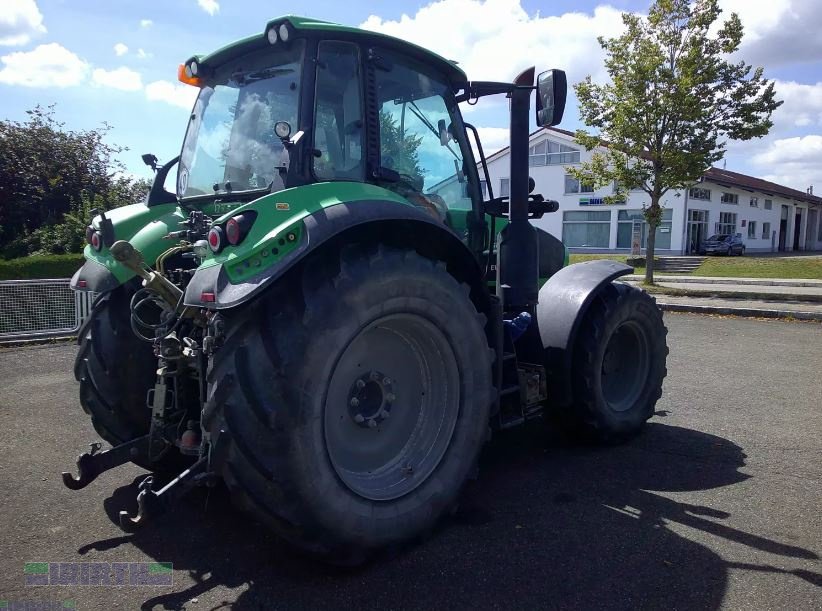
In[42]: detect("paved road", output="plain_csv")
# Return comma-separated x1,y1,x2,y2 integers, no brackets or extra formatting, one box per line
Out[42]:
0,314,820,610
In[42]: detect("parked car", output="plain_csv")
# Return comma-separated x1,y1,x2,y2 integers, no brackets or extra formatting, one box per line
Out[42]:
700,234,746,256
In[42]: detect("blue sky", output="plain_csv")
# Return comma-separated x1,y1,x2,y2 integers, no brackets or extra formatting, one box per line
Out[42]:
1,0,820,191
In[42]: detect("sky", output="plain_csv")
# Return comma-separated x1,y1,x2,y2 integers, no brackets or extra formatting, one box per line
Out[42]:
1,0,820,192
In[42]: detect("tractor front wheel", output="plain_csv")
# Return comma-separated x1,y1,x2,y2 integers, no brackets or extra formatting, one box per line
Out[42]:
569,283,668,441
205,245,493,563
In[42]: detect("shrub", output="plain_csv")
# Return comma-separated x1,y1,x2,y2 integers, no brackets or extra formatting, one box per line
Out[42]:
0,254,85,280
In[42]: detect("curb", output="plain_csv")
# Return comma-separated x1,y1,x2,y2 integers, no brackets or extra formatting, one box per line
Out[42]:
624,275,822,288
658,302,822,321
0,333,76,347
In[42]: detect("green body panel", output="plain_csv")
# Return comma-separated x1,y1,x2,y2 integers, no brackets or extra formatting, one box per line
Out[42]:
200,182,414,283
83,200,249,283
84,202,183,283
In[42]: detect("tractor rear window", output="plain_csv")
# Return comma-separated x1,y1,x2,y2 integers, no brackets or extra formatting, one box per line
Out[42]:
178,41,305,199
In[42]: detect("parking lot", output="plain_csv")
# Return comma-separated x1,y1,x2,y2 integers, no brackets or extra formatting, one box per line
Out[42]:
0,313,820,610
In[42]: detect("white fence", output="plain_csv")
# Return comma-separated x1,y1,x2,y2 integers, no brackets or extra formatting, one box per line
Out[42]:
0,279,97,342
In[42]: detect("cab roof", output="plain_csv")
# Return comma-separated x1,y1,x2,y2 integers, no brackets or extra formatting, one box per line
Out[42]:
192,15,468,86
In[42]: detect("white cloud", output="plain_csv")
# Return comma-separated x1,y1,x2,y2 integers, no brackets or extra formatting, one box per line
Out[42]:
0,43,88,87
140,19,153,28
197,0,219,16
772,81,822,130
113,42,128,56
751,135,822,190
92,66,143,91
0,0,46,46
719,0,822,66
145,79,198,109
476,126,509,156
137,48,152,59
360,0,625,84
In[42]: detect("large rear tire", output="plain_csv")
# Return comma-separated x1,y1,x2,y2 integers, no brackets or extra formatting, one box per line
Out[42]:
205,245,493,563
74,283,180,471
569,283,668,442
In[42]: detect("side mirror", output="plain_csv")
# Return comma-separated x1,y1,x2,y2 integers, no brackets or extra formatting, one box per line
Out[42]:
438,119,449,146
535,69,567,127
141,153,158,172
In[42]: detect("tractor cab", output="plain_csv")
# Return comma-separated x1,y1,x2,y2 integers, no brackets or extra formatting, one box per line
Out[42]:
175,17,484,251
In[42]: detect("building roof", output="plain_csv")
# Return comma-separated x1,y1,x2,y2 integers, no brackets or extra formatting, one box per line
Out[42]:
484,127,822,207
701,167,822,206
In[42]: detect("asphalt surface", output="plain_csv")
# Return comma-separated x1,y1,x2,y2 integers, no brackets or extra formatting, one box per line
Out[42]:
0,314,820,610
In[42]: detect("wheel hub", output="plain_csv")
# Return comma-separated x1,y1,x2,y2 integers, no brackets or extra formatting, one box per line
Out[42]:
348,371,395,428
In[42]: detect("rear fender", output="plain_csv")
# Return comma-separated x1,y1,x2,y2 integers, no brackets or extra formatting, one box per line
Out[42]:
535,260,633,408
184,200,491,315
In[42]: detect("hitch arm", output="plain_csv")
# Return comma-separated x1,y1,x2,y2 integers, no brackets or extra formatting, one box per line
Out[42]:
119,457,209,532
61,436,150,490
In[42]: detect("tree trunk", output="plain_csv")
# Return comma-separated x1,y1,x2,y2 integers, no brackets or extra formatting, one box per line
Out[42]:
644,200,660,284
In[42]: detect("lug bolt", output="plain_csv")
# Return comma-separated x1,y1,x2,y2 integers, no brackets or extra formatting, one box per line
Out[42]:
368,419,377,428
370,371,380,381
350,397,360,408
380,409,390,419
383,377,392,385
354,414,365,424
385,393,396,403
356,379,366,389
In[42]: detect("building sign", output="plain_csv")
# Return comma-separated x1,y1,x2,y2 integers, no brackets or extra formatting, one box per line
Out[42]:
579,197,626,206
631,220,642,256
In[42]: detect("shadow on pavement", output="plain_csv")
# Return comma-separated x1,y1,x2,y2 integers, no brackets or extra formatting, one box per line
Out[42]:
77,422,820,610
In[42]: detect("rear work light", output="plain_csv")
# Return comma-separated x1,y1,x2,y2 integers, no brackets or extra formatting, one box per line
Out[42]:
90,231,103,251
225,214,253,246
207,226,224,253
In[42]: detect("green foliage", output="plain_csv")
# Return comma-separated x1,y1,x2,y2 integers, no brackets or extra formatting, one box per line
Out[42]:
0,253,84,280
379,109,424,184
0,104,151,256
569,0,781,282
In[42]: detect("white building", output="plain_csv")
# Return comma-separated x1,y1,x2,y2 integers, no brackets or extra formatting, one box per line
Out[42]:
483,127,822,254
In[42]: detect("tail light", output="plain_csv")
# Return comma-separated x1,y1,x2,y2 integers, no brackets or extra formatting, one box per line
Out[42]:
90,231,103,251
207,226,224,253
225,214,253,246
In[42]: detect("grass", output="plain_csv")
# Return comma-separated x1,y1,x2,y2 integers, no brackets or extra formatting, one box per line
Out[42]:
0,254,85,280
690,256,822,280
570,253,822,280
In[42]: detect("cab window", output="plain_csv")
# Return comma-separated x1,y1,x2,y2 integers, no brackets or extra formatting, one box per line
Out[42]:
313,41,364,181
375,56,472,226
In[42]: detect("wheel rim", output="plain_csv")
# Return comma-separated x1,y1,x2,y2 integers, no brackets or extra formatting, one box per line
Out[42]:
324,313,460,501
600,320,651,412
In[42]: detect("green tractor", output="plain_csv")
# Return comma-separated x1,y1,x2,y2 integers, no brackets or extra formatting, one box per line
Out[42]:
64,16,667,563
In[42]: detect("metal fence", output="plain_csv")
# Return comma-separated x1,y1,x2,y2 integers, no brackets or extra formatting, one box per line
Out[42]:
0,279,97,342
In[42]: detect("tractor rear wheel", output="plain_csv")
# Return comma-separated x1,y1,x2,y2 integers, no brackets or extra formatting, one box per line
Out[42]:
205,245,493,563
569,283,668,442
74,283,180,471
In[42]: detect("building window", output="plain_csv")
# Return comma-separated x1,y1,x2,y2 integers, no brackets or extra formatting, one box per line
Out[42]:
617,209,674,250
721,192,738,204
528,139,580,166
764,199,773,210
479,180,488,199
747,221,757,238
750,197,759,207
690,187,712,201
762,222,771,240
499,178,510,197
564,175,594,194
562,210,610,248
717,212,737,235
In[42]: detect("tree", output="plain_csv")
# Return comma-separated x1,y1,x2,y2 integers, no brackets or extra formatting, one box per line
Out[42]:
568,0,781,283
0,105,149,257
